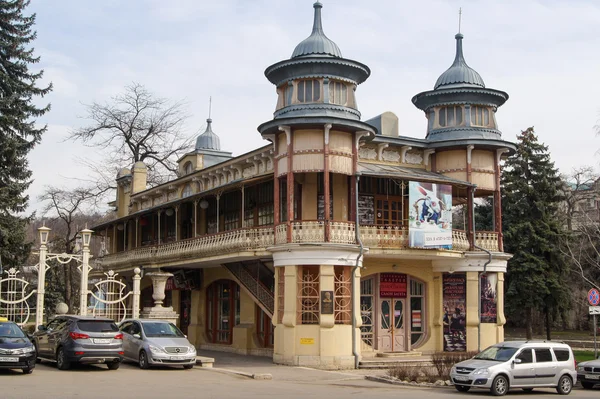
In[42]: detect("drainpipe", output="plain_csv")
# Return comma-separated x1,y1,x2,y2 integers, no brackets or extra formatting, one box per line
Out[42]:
472,186,492,352
352,174,364,369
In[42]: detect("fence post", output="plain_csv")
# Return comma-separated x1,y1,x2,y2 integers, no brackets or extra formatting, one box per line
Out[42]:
36,226,51,330
79,229,93,316
132,267,141,319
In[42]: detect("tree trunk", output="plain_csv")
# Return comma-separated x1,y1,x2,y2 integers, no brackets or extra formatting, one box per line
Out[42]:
64,264,73,312
526,307,534,340
545,305,552,340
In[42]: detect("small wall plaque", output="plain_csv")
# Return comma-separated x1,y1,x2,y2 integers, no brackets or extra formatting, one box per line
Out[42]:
321,291,334,315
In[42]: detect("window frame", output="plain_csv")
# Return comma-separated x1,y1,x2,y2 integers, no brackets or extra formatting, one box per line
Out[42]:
296,79,321,103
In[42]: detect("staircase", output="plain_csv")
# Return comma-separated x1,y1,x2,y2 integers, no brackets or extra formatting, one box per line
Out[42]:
359,352,433,369
224,261,274,318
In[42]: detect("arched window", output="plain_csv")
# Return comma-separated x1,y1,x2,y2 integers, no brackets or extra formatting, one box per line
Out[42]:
297,80,321,103
182,184,193,198
206,280,240,344
471,106,491,127
184,161,193,175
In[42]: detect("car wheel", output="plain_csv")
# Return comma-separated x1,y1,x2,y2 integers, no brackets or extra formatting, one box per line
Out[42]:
581,381,595,390
556,375,572,395
22,368,33,374
56,347,70,370
490,375,509,396
522,388,534,392
455,385,470,392
139,350,150,369
183,364,194,370
107,361,120,370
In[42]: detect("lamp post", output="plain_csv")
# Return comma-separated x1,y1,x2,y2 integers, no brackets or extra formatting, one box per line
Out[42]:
36,226,51,329
79,229,93,316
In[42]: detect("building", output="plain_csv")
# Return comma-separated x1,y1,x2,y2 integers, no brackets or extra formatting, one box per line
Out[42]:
92,2,515,369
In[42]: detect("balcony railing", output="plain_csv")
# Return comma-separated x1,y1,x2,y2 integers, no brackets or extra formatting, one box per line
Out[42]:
97,223,501,269
99,226,275,268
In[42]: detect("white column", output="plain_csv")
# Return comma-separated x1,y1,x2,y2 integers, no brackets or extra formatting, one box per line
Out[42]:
175,206,179,241
157,211,162,245
193,200,198,237
241,186,245,228
216,194,220,232
79,238,91,316
132,268,141,319
35,239,48,329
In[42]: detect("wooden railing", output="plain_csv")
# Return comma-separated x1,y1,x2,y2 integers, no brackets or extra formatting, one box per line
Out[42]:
98,224,501,268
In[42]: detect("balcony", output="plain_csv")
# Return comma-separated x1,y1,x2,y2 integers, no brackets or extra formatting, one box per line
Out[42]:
97,223,500,269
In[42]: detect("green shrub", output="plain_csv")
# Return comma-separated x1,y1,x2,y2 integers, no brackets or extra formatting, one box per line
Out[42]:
431,351,478,380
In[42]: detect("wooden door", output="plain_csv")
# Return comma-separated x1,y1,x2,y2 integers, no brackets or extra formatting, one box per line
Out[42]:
377,297,405,352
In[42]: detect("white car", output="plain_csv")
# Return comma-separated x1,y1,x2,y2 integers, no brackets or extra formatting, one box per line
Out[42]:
450,341,577,396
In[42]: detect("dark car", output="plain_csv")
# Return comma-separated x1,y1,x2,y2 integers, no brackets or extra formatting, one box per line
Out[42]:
0,318,36,374
577,357,600,389
33,315,123,370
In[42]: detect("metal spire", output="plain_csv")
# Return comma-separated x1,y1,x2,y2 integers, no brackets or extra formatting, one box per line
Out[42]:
208,96,212,120
458,7,462,34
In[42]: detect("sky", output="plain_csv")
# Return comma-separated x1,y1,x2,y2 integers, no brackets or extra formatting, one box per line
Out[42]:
25,0,600,214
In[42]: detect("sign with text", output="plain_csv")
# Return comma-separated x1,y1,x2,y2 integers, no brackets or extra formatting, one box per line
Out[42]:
408,181,453,249
300,338,315,345
590,306,600,315
443,273,467,352
379,273,407,298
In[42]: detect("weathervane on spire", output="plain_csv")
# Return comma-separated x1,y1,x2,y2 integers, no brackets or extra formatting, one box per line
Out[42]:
458,7,462,34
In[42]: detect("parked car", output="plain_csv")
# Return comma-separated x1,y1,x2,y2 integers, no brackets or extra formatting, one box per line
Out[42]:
450,341,577,396
118,319,196,369
33,315,123,370
0,317,36,374
577,355,600,389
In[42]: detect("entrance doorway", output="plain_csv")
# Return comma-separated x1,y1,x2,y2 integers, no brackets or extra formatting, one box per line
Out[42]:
377,297,405,352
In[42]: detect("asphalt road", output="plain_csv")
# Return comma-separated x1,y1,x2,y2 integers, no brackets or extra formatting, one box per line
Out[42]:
2,360,600,399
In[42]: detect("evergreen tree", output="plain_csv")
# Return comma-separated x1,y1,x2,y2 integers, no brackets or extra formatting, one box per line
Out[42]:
502,127,569,339
0,0,51,268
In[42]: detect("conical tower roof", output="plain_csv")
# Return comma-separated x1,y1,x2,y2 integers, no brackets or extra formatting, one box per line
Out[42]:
434,33,485,90
291,2,342,59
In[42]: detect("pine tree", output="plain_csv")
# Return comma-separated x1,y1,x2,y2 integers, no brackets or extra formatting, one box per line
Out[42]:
0,0,52,268
502,127,569,340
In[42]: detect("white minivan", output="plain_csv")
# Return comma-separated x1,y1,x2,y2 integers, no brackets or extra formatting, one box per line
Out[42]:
450,341,577,396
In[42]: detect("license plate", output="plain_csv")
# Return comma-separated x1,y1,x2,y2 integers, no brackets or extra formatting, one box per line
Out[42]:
585,374,600,380
170,356,183,360
93,338,111,344
454,376,469,381
0,357,18,362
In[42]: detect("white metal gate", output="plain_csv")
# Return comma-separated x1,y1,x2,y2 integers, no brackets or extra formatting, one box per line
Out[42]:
0,268,36,326
89,269,140,323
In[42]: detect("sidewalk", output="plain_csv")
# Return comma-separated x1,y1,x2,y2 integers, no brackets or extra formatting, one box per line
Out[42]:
197,350,384,381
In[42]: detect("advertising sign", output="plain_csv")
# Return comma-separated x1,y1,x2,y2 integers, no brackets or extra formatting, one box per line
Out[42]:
480,273,498,323
443,273,466,352
379,273,407,298
408,182,453,249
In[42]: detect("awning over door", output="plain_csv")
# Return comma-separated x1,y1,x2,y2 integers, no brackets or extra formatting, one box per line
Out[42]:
357,162,473,187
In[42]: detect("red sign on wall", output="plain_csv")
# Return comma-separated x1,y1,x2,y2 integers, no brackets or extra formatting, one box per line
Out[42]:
379,273,407,298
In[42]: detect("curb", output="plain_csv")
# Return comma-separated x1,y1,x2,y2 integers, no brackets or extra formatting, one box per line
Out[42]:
365,375,453,389
206,367,273,380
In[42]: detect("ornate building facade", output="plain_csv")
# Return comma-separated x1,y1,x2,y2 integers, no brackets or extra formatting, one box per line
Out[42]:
93,2,515,369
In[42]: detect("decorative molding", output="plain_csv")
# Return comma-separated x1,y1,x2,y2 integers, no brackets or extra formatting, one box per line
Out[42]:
382,149,400,162
424,149,436,166
324,123,332,145
404,151,423,165
376,143,389,161
358,146,377,160
496,148,510,164
400,146,412,163
466,145,475,164
355,130,370,150
278,125,292,145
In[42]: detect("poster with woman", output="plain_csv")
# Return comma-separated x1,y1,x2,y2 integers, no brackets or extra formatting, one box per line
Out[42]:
443,273,466,352
480,273,498,323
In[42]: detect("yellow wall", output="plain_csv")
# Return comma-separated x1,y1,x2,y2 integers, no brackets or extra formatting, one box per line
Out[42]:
332,174,348,221
301,173,318,220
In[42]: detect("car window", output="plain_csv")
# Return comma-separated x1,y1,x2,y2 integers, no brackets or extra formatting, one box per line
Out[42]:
76,321,118,333
534,348,553,362
0,322,26,338
142,322,185,338
553,349,570,362
119,322,132,334
474,345,519,361
516,348,533,364
46,318,62,330
131,323,141,335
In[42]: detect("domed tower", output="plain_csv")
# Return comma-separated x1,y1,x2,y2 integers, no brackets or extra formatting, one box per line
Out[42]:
412,32,515,251
258,2,374,370
178,118,232,176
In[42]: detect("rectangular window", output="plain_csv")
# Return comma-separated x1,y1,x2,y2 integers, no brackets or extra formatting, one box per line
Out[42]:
334,266,351,325
277,267,285,324
329,81,347,105
297,266,320,325
471,106,491,127
534,348,553,363
553,349,570,362
360,278,374,347
439,107,446,127
297,80,320,103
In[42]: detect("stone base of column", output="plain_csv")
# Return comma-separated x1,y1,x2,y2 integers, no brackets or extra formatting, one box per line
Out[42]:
140,306,179,325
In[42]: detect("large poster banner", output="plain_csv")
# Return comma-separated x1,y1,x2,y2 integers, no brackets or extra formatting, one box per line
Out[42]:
408,182,453,249
480,273,498,323
379,273,407,298
443,273,466,352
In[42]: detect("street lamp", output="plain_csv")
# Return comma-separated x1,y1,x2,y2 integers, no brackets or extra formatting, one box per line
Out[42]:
38,226,51,246
199,199,209,209
81,229,93,247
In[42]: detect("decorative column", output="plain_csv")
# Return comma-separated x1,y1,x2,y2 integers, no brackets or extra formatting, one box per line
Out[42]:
193,200,198,237
241,185,245,228
175,206,179,241
494,149,508,252
36,226,51,329
467,186,474,250
216,193,221,232
324,124,331,242
157,210,162,245
140,271,178,324
79,229,93,316
135,218,139,248
274,135,280,244
132,267,141,319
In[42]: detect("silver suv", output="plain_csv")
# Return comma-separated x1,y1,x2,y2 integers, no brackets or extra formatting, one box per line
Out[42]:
450,341,576,396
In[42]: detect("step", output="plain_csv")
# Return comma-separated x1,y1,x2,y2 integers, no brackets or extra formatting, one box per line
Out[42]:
195,355,215,368
376,351,423,358
359,357,433,369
